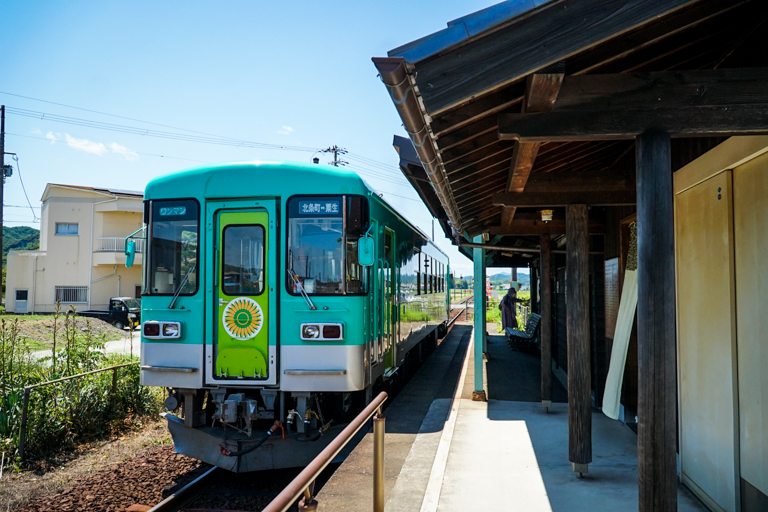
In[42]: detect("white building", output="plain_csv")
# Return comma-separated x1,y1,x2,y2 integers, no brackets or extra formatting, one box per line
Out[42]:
6,184,144,313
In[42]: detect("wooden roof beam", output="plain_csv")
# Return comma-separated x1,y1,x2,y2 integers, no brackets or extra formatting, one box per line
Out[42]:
501,72,564,230
499,68,768,142
493,190,636,208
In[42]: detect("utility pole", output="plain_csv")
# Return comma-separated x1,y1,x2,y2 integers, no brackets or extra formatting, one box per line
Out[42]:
321,145,348,167
1,106,5,298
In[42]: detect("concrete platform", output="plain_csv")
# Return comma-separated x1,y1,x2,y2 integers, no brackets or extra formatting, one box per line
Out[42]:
315,325,708,511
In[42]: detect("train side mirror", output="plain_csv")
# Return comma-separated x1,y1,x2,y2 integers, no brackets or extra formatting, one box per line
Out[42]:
125,239,136,268
358,237,374,266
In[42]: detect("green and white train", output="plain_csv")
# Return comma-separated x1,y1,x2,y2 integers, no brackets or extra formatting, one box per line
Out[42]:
129,161,450,472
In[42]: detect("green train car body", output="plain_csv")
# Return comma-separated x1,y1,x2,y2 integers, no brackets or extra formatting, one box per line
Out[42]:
137,161,449,471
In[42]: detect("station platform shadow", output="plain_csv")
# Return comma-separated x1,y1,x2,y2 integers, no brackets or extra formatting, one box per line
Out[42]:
484,334,568,403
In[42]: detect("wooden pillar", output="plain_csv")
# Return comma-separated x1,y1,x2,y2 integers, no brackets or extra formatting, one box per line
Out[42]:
472,235,487,401
566,204,591,475
636,129,677,511
530,262,539,314
540,235,552,411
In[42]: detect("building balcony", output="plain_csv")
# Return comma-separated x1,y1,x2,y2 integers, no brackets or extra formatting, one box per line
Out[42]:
93,237,143,266
95,237,144,253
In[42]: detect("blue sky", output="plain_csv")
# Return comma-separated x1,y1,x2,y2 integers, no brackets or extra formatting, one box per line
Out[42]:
3,0,526,276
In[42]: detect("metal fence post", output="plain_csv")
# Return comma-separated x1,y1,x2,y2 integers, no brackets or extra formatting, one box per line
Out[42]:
18,387,30,461
373,412,385,512
110,368,118,413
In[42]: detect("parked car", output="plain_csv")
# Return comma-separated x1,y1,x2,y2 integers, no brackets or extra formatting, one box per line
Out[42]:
78,297,141,330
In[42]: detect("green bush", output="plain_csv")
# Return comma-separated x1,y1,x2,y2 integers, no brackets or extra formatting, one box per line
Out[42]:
0,305,162,467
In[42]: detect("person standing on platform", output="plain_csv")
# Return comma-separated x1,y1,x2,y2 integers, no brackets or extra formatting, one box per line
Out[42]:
500,286,524,330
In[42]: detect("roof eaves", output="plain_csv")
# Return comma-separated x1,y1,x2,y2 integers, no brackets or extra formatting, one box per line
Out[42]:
388,0,551,63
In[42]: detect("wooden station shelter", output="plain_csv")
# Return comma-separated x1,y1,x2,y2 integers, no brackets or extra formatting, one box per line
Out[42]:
374,1,768,511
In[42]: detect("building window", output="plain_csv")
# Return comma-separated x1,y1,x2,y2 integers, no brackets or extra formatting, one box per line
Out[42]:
55,223,79,236
55,286,88,303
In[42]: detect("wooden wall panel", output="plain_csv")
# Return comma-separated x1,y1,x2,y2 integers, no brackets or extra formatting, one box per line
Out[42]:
675,169,739,512
733,151,768,501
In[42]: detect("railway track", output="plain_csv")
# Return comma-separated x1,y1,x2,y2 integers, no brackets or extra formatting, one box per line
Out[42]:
145,466,222,512
140,323,460,512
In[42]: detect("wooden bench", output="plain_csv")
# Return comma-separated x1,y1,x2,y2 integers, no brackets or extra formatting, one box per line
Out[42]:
505,313,542,351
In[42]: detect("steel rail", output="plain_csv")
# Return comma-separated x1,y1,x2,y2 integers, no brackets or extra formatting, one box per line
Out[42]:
146,466,222,512
263,391,389,512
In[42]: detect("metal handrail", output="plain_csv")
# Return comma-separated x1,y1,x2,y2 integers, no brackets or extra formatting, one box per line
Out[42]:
263,391,389,512
17,361,139,460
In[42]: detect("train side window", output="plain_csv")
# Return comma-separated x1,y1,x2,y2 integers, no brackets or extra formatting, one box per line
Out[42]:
345,196,369,294
416,251,421,296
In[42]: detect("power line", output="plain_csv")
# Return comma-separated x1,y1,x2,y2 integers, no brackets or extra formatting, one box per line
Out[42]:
0,91,309,149
11,155,40,222
5,107,320,153
6,132,213,164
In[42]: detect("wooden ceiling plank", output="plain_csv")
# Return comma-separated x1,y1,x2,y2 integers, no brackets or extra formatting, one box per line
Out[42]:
568,0,749,75
444,142,512,174
429,82,525,137
436,118,497,151
415,0,698,114
534,141,621,173
440,131,501,165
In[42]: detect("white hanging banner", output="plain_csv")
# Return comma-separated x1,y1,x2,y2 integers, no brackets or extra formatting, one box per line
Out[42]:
602,268,638,420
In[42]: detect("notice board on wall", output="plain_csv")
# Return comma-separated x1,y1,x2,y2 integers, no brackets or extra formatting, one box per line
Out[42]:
604,258,619,339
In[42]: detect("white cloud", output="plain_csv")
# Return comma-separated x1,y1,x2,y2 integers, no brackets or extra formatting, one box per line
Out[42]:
31,128,42,135
277,125,294,135
64,134,108,155
54,134,138,161
108,142,139,161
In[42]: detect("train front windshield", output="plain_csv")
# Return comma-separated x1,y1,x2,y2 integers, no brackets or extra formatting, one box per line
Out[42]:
287,195,368,295
148,199,199,295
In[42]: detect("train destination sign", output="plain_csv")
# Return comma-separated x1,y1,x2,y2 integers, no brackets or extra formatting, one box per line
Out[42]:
159,206,187,216
298,199,340,215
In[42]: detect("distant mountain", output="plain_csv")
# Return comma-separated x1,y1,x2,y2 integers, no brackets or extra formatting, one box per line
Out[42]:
3,226,40,264
489,271,530,287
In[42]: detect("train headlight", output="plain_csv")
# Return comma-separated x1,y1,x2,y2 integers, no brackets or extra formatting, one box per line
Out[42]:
143,321,182,339
162,322,181,338
301,324,321,340
300,323,343,341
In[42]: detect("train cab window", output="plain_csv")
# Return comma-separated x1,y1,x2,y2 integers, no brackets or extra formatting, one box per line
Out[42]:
287,195,368,295
148,199,199,295
222,225,265,295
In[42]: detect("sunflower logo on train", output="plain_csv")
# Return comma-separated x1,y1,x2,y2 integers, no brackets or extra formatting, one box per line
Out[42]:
222,297,264,339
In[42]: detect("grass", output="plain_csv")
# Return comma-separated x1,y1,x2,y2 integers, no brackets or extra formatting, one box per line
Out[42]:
0,304,162,470
0,313,126,351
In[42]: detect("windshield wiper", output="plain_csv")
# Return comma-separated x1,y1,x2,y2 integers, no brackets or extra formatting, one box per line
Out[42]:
287,268,316,311
168,266,195,309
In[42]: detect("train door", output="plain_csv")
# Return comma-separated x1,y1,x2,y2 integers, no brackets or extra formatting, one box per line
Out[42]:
204,200,278,386
383,228,396,369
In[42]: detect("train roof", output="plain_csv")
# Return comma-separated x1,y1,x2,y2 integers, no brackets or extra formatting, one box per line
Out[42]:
145,160,373,200
146,159,447,259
